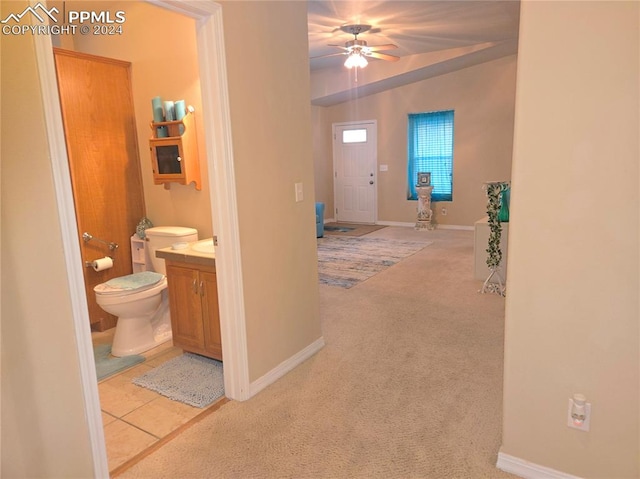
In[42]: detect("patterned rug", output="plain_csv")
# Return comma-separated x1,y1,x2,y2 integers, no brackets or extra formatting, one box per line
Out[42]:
317,236,431,288
132,353,224,408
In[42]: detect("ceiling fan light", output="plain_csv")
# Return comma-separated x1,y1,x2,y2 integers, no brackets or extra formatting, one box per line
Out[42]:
344,52,368,69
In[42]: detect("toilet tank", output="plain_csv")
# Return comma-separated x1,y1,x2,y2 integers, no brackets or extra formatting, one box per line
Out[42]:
145,226,198,274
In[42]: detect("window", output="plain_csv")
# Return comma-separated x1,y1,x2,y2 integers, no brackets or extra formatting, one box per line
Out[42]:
407,110,454,201
342,128,367,143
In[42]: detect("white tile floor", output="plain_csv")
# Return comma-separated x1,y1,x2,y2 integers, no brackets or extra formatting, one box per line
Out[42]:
92,330,224,473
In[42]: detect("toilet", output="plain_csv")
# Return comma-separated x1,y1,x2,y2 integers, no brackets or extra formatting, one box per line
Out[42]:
94,226,198,357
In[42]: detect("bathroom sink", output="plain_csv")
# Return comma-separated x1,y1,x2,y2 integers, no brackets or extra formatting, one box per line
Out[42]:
191,239,215,254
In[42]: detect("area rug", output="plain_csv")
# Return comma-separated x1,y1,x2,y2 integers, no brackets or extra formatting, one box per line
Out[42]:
132,353,224,408
322,223,387,237
94,344,144,382
317,236,431,288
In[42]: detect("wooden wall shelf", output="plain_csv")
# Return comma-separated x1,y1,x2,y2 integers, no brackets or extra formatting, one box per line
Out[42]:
149,111,201,190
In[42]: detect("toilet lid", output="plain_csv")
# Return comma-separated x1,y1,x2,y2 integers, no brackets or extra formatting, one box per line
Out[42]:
94,271,165,295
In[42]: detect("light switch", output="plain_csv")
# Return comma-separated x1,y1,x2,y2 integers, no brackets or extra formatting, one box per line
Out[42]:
295,182,304,202
379,164,388,171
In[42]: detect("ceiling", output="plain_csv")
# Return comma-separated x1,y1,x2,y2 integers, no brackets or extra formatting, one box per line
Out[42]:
307,1,521,105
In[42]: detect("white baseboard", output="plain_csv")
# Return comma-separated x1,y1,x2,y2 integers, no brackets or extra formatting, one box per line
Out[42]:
497,451,584,479
376,220,415,227
249,337,325,398
375,220,474,230
323,218,474,230
437,224,474,231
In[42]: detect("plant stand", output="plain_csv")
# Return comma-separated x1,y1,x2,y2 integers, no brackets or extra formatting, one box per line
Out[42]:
415,185,435,231
479,181,510,296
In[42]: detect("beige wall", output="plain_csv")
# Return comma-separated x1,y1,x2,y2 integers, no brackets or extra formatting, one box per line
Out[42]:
220,1,322,381
311,105,333,219
63,1,213,238
1,2,95,476
502,2,639,478
312,55,517,226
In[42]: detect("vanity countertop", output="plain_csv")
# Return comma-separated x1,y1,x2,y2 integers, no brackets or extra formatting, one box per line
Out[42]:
156,238,215,267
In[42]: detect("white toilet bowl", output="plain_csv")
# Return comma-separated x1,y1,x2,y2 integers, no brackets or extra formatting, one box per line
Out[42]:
95,272,171,357
94,226,198,358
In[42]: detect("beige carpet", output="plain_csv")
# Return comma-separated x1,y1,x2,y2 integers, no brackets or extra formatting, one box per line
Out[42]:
120,228,516,479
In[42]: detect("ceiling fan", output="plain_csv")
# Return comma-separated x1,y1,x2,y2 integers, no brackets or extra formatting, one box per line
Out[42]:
314,24,400,69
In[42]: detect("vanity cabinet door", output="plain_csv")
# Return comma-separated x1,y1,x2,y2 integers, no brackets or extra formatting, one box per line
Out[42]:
166,264,205,350
165,260,222,361
200,270,222,360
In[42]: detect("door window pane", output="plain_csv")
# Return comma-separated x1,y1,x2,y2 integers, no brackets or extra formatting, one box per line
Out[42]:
343,129,367,144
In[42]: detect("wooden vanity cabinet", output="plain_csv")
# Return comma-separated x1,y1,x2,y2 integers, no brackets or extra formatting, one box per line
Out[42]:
165,260,222,361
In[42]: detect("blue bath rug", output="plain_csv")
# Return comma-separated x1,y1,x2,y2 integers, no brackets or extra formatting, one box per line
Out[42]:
94,344,144,381
132,353,224,408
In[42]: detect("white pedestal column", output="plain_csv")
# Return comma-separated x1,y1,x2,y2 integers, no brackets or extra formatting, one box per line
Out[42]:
415,186,435,231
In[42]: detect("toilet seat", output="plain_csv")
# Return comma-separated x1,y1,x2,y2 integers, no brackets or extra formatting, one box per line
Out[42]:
94,271,164,296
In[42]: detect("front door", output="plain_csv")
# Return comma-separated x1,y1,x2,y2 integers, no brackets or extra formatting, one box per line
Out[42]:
333,121,377,224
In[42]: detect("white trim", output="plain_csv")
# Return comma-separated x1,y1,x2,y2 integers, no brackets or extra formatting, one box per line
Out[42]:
249,337,325,397
376,220,416,228
151,0,251,401
375,220,474,230
497,451,584,479
32,6,109,476
436,224,474,231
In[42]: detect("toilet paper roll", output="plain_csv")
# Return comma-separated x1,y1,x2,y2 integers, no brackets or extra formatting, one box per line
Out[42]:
92,256,113,272
174,100,186,134
151,96,164,122
163,100,175,121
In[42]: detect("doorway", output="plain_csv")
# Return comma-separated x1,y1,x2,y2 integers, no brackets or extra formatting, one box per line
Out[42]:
33,1,248,475
332,120,378,224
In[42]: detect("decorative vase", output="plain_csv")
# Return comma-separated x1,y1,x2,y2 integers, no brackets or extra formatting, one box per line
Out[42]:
498,187,510,223
136,217,154,239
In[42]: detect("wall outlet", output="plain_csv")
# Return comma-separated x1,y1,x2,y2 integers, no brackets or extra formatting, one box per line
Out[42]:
567,397,591,432
441,207,447,216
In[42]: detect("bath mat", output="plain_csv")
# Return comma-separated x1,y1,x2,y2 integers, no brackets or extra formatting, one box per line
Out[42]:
317,236,431,288
322,223,386,237
132,353,224,408
94,344,144,382
324,225,355,233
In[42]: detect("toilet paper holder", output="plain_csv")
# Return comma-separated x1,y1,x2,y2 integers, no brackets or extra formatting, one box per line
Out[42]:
84,256,114,269
82,232,119,251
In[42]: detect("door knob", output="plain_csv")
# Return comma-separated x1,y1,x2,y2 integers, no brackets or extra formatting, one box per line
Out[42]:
369,181,374,185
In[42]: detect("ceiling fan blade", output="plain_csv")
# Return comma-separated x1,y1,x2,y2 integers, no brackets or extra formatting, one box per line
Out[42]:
310,52,348,60
327,44,349,51
366,44,398,52
366,51,400,62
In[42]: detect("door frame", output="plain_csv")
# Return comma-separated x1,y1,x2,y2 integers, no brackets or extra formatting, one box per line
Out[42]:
332,120,378,224
33,1,248,476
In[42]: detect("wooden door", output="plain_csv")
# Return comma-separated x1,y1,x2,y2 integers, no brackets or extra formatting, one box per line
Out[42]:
54,48,146,331
166,264,205,350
